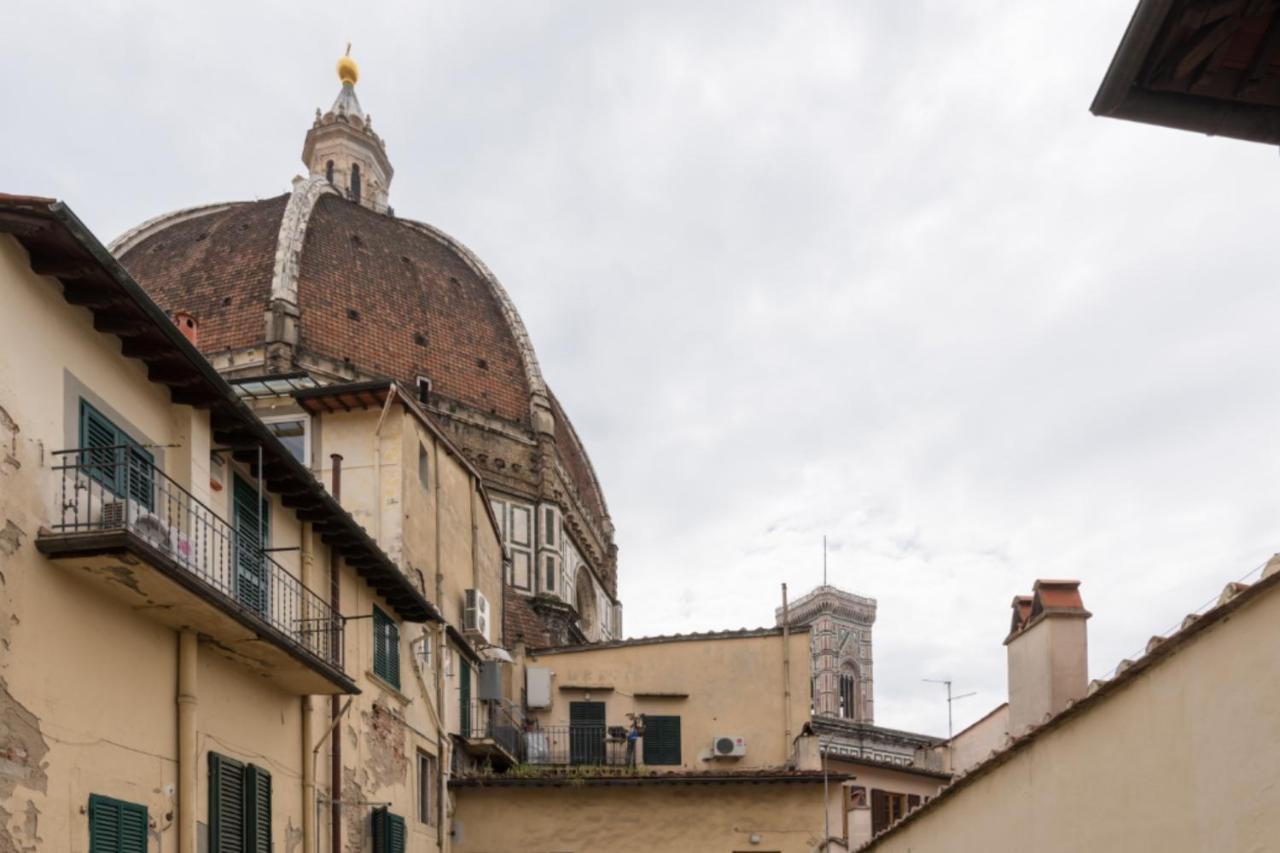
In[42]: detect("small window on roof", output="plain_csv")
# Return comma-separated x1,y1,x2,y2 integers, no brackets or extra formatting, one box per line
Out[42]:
416,376,431,404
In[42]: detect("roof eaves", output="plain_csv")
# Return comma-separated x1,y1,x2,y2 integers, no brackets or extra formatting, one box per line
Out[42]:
0,195,439,624
856,565,1280,851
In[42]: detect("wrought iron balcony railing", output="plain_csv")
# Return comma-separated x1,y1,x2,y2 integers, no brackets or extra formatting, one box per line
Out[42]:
462,699,526,762
46,447,343,670
522,722,632,767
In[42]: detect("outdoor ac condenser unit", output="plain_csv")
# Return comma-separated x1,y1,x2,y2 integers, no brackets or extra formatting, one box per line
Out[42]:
463,588,491,643
711,736,747,758
101,500,171,551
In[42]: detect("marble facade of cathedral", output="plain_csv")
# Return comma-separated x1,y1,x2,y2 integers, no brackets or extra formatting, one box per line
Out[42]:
112,54,619,649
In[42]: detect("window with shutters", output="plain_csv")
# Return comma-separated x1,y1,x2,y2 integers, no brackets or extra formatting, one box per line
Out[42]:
869,788,911,836
232,475,270,616
79,400,154,512
88,793,148,853
642,715,681,766
372,807,406,853
373,606,401,689
209,752,271,853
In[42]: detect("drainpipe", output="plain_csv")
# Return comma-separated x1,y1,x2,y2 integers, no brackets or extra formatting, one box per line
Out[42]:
436,572,447,850
177,629,197,853
782,583,792,761
300,523,315,853
330,454,344,853
433,449,447,849
372,386,398,546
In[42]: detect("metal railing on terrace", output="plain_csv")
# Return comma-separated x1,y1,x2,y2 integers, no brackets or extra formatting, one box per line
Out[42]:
47,447,343,669
463,699,526,760
523,723,632,767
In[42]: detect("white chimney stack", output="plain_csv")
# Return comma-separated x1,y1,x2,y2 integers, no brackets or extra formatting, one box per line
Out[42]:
1004,579,1091,736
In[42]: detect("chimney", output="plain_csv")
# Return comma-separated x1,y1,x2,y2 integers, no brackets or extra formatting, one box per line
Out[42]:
172,311,199,346
1004,579,1090,735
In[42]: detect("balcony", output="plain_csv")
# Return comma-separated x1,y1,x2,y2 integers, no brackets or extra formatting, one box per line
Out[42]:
463,707,632,769
36,447,354,695
460,699,525,769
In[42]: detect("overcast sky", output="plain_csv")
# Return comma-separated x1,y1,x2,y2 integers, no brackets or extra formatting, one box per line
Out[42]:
7,0,1280,736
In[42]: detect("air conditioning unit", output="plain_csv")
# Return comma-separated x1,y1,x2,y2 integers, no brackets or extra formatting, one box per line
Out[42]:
463,589,491,643
101,501,172,551
711,736,747,758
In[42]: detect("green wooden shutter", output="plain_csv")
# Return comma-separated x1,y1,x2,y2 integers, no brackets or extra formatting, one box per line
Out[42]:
88,794,147,853
80,401,119,493
79,401,155,510
126,444,155,511
245,765,272,853
233,476,270,615
569,701,606,765
373,606,400,688
387,618,400,688
209,753,245,853
372,808,405,853
642,715,681,766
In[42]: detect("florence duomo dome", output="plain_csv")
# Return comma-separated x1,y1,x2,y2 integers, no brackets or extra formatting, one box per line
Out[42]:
112,52,620,647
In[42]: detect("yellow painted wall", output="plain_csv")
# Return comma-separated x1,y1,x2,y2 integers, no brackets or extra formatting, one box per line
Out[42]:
453,782,831,853
865,580,1280,853
524,630,813,769
0,234,339,851
312,403,504,849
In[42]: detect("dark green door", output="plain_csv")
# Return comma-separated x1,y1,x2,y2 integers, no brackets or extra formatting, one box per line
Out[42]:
233,475,270,615
459,659,471,736
569,701,606,765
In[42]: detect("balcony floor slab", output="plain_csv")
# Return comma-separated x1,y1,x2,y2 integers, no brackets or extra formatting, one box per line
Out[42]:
37,529,358,695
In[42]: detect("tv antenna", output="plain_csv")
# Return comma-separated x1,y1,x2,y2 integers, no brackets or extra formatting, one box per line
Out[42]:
923,678,976,740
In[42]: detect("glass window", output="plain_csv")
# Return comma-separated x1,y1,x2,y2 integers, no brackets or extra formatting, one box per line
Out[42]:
264,417,308,465
418,443,429,490
417,751,436,824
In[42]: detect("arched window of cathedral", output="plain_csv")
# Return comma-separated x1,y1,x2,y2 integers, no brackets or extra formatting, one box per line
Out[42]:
350,164,362,204
326,160,334,184
838,661,860,719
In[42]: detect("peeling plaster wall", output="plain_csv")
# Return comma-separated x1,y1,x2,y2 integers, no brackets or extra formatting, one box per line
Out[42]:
314,404,504,851
0,234,344,852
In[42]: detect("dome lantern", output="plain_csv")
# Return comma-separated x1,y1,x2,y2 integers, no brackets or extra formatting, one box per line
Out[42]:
302,47,394,211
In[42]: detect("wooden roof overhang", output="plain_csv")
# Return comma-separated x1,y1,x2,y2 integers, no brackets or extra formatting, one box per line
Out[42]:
1093,0,1280,144
294,379,392,414
0,194,439,623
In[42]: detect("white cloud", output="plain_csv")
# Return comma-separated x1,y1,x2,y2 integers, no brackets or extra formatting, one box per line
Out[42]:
6,0,1279,736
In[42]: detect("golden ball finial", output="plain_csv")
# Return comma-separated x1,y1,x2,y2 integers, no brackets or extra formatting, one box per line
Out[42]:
337,45,359,86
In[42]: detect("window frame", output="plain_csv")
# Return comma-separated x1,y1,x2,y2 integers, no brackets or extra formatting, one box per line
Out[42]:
78,399,155,512
372,605,401,689
209,751,272,853
642,715,682,766
417,441,430,491
88,793,148,853
416,750,436,825
260,414,310,467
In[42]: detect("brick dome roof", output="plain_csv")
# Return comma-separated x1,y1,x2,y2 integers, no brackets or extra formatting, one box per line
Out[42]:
111,184,611,543
116,191,537,424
